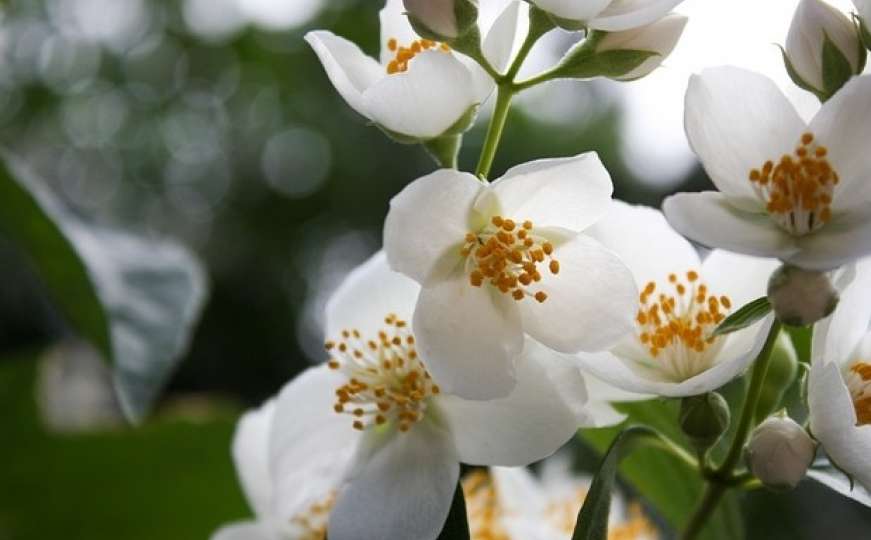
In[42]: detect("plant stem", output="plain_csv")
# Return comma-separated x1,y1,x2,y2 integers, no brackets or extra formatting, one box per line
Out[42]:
681,320,783,540
474,85,513,179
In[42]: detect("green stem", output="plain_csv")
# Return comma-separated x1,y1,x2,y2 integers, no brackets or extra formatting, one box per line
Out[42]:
474,85,513,180
681,319,783,539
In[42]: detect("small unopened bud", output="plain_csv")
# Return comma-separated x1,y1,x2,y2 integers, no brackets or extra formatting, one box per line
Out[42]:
403,0,477,41
746,415,816,490
680,392,731,453
785,0,864,96
754,332,799,424
767,264,839,326
595,14,688,81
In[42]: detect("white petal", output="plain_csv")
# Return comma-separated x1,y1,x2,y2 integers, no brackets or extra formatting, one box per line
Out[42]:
211,522,275,540
325,251,420,340
413,275,523,399
490,466,549,516
305,31,383,120
379,0,418,65
438,339,592,466
363,51,478,140
587,200,700,290
575,316,776,396
808,361,871,491
600,14,688,81
483,1,525,72
812,260,871,365
701,250,779,312
492,153,614,232
809,75,871,211
384,169,483,285
328,422,459,540
532,0,611,22
582,372,649,425
270,366,360,524
684,67,806,208
663,192,798,260
232,400,275,520
519,234,637,353
791,207,871,270
589,0,685,32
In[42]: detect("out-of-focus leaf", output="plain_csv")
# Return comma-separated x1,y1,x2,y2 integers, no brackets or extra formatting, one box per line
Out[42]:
580,399,744,540
0,152,208,421
437,481,471,540
807,461,871,508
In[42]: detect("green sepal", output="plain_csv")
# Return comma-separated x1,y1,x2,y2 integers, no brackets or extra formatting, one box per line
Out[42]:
710,297,772,338
854,16,868,71
821,32,856,99
859,15,871,52
779,45,827,101
550,32,659,80
437,480,471,540
753,332,799,424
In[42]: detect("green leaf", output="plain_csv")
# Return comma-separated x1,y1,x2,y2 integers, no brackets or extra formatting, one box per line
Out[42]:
711,297,772,338
821,32,855,99
807,460,871,508
0,153,113,363
572,426,657,540
437,480,471,540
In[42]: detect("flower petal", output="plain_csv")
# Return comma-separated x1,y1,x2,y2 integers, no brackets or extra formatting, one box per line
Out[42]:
587,200,700,290
379,0,419,65
684,67,805,209
810,76,871,211
232,400,275,519
812,260,871,365
532,0,611,22
328,422,459,540
789,207,871,270
492,153,614,232
701,250,779,313
438,339,593,466
211,522,275,540
305,31,383,120
663,192,798,260
589,0,685,32
325,251,420,340
483,0,525,72
384,169,483,285
269,366,361,524
518,234,637,353
808,361,871,491
363,51,478,140
413,275,523,399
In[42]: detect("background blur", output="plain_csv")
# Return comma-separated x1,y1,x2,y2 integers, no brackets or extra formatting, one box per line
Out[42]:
1,0,870,538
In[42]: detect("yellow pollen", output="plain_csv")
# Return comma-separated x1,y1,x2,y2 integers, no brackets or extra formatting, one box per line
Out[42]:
289,492,335,540
461,215,559,303
748,132,838,236
325,315,438,433
847,362,871,426
385,37,451,74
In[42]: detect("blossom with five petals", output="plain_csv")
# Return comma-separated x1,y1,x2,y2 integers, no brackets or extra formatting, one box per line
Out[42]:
809,258,871,492
574,201,779,397
212,252,621,540
384,153,638,400
305,0,523,141
664,67,871,271
529,0,684,31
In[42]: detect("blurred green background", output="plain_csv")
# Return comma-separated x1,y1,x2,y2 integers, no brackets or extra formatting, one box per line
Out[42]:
0,0,870,538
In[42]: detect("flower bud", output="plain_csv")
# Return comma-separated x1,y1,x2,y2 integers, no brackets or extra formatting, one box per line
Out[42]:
746,415,816,490
595,14,688,81
403,0,477,41
767,264,839,326
754,332,799,424
856,0,871,51
785,0,864,97
679,392,731,453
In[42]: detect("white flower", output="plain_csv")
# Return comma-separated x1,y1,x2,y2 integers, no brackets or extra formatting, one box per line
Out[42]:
530,0,684,31
808,258,871,492
595,13,688,81
786,0,863,93
663,67,871,271
462,455,658,539
212,251,621,540
305,0,523,141
574,201,780,397
746,415,816,490
383,153,638,400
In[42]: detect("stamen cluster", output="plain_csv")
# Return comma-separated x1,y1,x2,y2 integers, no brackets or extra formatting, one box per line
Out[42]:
386,37,451,74
748,132,838,235
461,216,560,303
289,493,335,540
326,314,440,433
847,362,871,426
462,471,510,540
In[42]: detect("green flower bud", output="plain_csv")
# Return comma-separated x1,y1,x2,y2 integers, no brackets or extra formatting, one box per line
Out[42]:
767,264,839,326
754,332,800,424
679,392,731,453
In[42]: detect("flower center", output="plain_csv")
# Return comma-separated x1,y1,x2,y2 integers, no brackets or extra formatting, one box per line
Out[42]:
846,361,871,426
461,215,560,303
386,37,451,74
289,493,335,540
748,132,838,236
636,270,732,381
325,314,440,433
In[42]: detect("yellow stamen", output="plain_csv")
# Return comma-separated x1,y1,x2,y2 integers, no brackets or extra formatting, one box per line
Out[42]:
385,37,451,74
847,362,871,426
